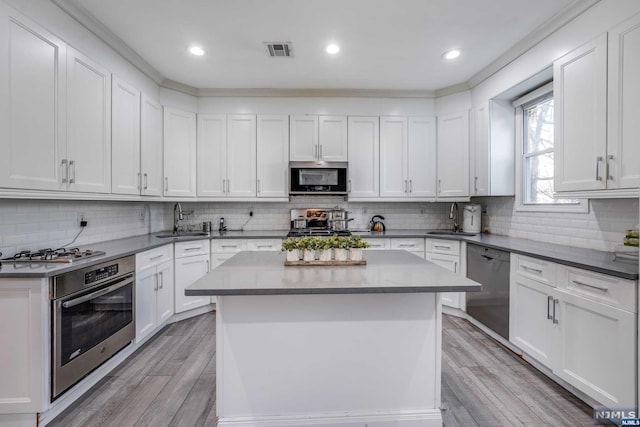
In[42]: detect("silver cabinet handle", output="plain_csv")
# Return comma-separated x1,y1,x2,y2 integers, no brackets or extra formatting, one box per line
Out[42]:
398,243,416,248
409,179,413,193
404,180,408,193
165,177,169,192
206,260,210,273
438,179,442,194
547,295,553,320
572,280,608,293
606,155,614,181
522,265,542,274
159,271,163,289
222,179,226,193
453,261,457,273
138,172,142,191
144,173,148,190
61,159,68,183
257,179,261,194
348,179,351,192
314,144,318,159
227,179,230,193
319,144,323,159
595,156,603,181
474,177,478,193
552,299,559,324
184,247,202,252
149,254,164,261
69,160,76,184
153,273,158,291
434,245,450,250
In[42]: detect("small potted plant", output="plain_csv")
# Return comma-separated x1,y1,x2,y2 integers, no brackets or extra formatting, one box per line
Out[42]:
348,235,370,261
318,237,334,261
334,236,350,261
300,236,319,261
281,237,301,261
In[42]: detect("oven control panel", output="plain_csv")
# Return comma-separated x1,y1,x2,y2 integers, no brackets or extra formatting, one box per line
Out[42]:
84,264,119,285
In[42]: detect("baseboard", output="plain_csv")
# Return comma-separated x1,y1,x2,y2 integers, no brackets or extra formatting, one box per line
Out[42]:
0,413,36,427
168,303,216,323
217,409,442,427
442,305,466,318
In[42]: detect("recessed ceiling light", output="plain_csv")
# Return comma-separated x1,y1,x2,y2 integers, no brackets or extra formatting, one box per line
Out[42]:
326,44,340,54
442,49,461,60
189,46,205,56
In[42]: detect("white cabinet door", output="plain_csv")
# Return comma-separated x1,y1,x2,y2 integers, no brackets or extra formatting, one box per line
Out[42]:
347,116,379,199
555,290,635,408
164,107,196,197
227,114,256,197
140,95,163,196
197,114,227,197
509,273,558,368
380,116,408,198
470,104,490,196
66,47,111,193
135,267,157,343
554,34,608,192
0,9,66,191
319,115,348,161
437,111,469,198
407,116,436,198
257,115,289,198
174,254,211,314
425,251,460,309
290,115,318,161
607,14,640,190
156,260,174,325
111,76,141,195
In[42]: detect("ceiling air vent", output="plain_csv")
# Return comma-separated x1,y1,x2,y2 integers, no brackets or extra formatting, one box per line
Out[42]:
265,42,293,57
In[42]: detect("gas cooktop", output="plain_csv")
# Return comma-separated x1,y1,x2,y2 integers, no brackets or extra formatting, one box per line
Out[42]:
1,248,106,264
287,229,351,237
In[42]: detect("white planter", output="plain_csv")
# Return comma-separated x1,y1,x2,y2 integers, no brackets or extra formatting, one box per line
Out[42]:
334,248,348,261
286,249,301,262
349,248,363,261
303,250,316,261
318,249,333,261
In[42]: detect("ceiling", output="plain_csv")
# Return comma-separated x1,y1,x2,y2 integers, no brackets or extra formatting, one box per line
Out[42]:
63,0,577,91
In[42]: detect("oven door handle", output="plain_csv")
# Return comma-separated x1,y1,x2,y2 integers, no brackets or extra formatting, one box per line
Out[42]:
61,274,134,309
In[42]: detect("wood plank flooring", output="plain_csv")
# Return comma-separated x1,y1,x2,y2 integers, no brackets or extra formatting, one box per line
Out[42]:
49,313,594,427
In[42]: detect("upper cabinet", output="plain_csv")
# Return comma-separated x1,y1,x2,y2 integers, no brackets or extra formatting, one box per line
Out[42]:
140,95,163,196
380,116,436,200
227,114,257,197
197,114,227,197
437,111,469,198
111,76,141,195
66,47,112,193
470,104,490,196
256,115,289,198
290,115,347,162
348,116,380,199
164,107,196,197
555,14,640,197
0,7,67,191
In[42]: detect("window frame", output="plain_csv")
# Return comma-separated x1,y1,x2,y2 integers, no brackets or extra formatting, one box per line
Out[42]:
513,82,588,213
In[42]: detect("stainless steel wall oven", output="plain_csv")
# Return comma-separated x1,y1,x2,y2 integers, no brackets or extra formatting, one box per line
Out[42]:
51,256,135,400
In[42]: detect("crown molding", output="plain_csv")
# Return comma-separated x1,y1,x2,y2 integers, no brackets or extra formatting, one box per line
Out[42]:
467,0,601,89
434,82,471,98
50,0,165,84
161,79,199,97
196,88,435,98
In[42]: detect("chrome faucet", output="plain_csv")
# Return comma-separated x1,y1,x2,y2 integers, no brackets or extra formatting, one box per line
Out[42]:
449,202,459,232
173,202,183,234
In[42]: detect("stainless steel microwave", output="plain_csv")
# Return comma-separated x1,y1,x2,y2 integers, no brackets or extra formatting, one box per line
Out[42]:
289,162,348,195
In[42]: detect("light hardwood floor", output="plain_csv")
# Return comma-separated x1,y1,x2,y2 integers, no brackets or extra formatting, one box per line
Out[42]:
50,313,594,427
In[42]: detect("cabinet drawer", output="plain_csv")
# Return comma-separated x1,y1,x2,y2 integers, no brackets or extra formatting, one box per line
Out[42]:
426,239,460,255
362,238,389,250
558,266,637,312
246,239,283,251
175,239,210,258
425,252,460,274
511,254,556,286
211,239,246,253
136,244,173,270
391,238,425,252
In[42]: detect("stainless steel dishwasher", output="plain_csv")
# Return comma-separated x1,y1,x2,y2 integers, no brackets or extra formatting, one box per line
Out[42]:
466,244,511,340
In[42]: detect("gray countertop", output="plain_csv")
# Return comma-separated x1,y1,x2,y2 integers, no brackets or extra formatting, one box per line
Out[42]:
0,229,636,280
186,250,482,296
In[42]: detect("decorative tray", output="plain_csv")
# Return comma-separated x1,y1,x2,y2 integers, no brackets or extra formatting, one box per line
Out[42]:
284,260,367,266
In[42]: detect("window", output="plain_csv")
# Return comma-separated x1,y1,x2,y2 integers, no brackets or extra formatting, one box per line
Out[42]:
514,83,587,212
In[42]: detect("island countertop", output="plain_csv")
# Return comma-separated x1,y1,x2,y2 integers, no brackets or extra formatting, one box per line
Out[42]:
186,250,481,296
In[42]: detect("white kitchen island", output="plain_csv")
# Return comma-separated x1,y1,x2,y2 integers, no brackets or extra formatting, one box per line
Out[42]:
187,250,480,427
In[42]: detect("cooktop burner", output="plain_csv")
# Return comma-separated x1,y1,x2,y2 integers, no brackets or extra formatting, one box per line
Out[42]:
1,248,106,264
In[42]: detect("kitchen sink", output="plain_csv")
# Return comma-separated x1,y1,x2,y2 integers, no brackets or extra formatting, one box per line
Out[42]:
426,230,478,236
156,232,210,239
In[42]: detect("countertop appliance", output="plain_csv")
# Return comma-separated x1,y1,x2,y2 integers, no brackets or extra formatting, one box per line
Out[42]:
2,247,106,264
369,215,386,232
466,244,510,340
51,256,135,400
287,208,352,237
462,204,481,234
289,162,348,195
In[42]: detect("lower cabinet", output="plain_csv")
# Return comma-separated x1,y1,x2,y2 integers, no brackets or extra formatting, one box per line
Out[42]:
174,241,211,314
425,238,464,309
135,245,174,343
